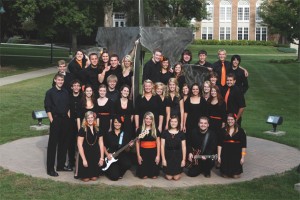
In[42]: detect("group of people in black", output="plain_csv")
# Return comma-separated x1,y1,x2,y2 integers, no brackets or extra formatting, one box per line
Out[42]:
44,47,248,182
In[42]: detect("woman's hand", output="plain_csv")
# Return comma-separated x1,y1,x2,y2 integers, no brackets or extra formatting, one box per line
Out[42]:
98,158,104,167
240,157,245,165
155,156,160,165
181,160,186,167
83,160,88,167
218,156,221,164
137,155,143,165
162,159,167,167
182,126,186,133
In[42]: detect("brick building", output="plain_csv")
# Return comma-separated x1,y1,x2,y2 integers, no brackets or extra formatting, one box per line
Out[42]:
193,0,269,41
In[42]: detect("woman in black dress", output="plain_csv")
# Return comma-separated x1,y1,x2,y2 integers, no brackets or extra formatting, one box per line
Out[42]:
173,62,186,91
181,83,190,102
155,82,166,131
159,56,172,85
96,84,114,135
120,55,134,99
103,115,133,181
68,50,89,85
183,83,208,143
165,78,184,131
115,85,134,139
207,85,226,137
218,113,247,178
136,112,160,179
161,115,186,180
77,111,104,182
98,49,110,85
135,79,164,133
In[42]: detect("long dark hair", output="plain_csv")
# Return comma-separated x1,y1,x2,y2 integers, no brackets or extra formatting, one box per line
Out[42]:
207,85,224,105
112,115,124,132
81,84,95,108
179,49,192,64
225,113,239,135
168,115,180,130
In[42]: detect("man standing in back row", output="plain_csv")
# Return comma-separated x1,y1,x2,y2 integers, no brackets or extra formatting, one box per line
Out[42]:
142,48,162,83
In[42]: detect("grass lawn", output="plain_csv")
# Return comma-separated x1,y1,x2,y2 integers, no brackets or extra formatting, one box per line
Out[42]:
0,44,70,77
0,45,299,199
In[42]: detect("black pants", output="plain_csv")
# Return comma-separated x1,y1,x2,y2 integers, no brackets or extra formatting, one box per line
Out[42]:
47,115,70,172
68,118,77,167
186,159,214,177
105,153,132,181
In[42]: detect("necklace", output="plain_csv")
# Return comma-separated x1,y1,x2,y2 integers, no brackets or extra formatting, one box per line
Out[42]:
85,127,97,146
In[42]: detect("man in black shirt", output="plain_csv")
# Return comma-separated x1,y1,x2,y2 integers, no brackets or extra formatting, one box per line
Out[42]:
52,60,73,94
100,54,123,90
44,73,72,176
84,53,101,97
186,117,217,178
68,79,82,169
229,55,249,94
195,50,213,71
142,48,162,83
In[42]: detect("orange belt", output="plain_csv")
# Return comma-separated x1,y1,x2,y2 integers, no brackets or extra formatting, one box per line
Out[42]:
210,116,222,120
224,140,240,143
140,141,157,148
99,112,110,116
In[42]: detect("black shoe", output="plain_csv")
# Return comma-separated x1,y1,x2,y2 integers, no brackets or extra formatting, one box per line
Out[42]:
204,173,211,178
57,166,73,172
47,171,59,177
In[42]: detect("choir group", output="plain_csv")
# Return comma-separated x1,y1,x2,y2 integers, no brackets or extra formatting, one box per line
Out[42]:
45,47,248,182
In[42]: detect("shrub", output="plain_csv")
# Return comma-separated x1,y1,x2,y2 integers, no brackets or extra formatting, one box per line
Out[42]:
6,36,26,44
192,39,276,46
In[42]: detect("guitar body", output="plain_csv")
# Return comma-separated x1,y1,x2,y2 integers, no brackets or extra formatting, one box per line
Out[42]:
185,151,217,168
102,156,118,171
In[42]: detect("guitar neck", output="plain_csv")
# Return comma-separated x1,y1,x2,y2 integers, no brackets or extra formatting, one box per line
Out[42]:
113,137,138,158
194,154,216,159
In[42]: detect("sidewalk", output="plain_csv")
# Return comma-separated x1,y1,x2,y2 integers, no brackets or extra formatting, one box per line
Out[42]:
0,135,299,188
0,67,57,87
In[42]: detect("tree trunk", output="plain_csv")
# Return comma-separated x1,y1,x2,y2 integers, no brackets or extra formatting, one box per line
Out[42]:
297,43,300,62
71,32,77,53
104,3,113,27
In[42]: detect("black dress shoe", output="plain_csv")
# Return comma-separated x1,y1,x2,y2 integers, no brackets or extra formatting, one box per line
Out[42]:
204,173,211,178
47,171,59,177
57,166,73,172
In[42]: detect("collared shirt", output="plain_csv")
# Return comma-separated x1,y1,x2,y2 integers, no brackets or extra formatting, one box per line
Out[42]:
44,86,70,115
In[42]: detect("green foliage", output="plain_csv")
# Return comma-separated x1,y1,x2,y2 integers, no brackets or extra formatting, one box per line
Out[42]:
269,59,298,64
192,40,276,46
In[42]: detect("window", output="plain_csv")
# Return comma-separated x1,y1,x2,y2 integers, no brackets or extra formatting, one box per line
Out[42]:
256,1,263,21
202,27,213,40
256,27,267,41
220,1,232,22
113,13,126,27
238,0,250,21
220,27,231,40
238,27,249,40
204,1,214,21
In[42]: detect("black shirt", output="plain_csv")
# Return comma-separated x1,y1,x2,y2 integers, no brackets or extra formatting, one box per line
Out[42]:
44,86,70,115
142,59,161,83
212,60,231,86
84,65,101,93
69,93,82,119
104,65,123,90
222,85,246,115
187,128,217,155
229,66,249,94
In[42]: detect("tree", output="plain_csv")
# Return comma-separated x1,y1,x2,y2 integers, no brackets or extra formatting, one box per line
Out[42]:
259,0,300,61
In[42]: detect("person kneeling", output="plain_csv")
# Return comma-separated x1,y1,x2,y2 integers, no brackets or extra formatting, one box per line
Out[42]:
77,111,104,182
186,117,217,178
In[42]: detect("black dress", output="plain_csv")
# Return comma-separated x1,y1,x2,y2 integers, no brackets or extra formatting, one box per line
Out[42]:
134,95,163,128
115,99,134,139
120,71,133,88
165,96,182,121
77,127,102,179
207,102,226,137
162,130,185,175
184,97,208,142
160,71,172,85
96,99,114,135
136,128,160,178
219,128,247,176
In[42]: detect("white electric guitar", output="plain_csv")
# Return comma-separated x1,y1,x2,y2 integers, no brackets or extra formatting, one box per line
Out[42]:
102,130,149,171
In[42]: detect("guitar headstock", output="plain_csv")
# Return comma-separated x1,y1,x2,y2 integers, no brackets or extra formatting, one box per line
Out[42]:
138,129,149,139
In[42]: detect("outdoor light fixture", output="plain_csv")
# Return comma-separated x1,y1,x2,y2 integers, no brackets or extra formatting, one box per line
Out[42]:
32,110,48,126
266,115,283,132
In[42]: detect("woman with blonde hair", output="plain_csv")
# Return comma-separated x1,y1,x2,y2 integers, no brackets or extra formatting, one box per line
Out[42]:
77,111,104,182
120,55,134,99
202,80,212,101
135,80,164,132
136,112,161,179
165,78,184,130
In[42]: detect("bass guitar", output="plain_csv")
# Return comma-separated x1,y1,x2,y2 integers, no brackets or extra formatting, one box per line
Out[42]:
185,149,217,168
102,130,149,171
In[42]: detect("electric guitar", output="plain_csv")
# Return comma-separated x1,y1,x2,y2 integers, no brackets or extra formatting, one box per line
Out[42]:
102,130,149,171
185,149,217,168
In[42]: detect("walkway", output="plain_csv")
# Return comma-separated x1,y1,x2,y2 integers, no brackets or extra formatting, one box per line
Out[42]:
0,67,57,86
0,135,299,188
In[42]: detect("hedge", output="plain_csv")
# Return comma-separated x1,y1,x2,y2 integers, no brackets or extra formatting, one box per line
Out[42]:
192,39,276,46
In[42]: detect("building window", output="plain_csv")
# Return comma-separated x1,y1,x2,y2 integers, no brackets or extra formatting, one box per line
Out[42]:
238,0,250,21
238,27,249,40
202,27,213,40
113,13,126,27
206,1,214,21
220,27,231,40
220,1,231,22
256,1,263,21
256,27,267,41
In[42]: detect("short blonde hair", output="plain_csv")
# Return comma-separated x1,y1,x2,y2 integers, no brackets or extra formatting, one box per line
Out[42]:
218,49,227,55
107,74,118,83
58,60,66,66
